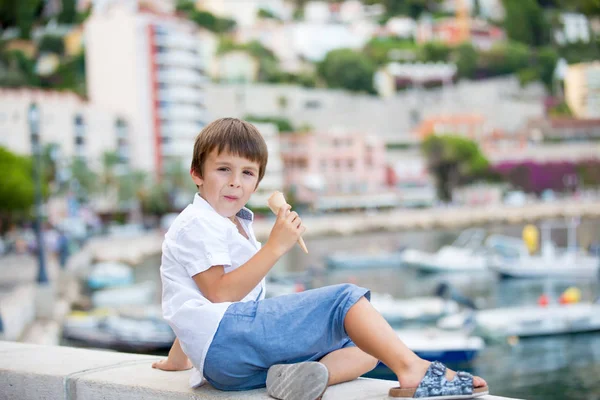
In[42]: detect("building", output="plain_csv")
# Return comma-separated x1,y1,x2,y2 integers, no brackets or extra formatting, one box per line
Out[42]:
279,132,394,210
564,62,600,119
245,122,284,209
214,51,259,82
85,0,209,178
374,62,457,97
0,88,129,169
417,18,505,51
554,13,591,45
414,114,487,140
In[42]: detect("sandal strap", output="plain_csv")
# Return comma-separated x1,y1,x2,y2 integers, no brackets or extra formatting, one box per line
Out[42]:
413,361,474,398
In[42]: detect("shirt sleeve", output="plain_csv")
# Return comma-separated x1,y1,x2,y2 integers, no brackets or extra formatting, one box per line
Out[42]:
172,216,232,277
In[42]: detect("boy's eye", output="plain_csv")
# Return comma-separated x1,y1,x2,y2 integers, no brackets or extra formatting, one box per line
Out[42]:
244,170,255,176
218,167,229,172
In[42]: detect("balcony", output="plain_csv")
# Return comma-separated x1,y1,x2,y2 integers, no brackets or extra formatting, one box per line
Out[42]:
154,51,203,70
156,69,208,86
158,87,204,104
159,105,206,121
153,34,197,51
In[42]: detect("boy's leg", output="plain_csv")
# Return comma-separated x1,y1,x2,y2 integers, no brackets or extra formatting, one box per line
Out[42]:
344,297,487,390
318,347,378,385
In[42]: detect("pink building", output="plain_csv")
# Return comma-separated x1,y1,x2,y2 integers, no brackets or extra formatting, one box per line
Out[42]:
279,132,388,209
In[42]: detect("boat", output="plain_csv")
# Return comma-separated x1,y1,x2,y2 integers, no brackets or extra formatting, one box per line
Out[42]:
401,229,488,273
486,219,600,279
91,281,156,308
87,262,134,290
437,301,600,338
370,292,459,324
326,249,405,270
63,307,175,352
365,328,484,380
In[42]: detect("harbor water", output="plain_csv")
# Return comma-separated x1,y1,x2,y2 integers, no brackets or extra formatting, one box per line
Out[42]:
131,218,600,400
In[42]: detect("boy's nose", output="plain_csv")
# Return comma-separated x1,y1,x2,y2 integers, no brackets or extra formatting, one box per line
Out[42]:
229,176,241,187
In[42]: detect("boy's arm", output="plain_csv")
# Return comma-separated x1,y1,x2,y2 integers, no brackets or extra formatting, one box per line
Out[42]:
193,205,305,303
152,338,192,371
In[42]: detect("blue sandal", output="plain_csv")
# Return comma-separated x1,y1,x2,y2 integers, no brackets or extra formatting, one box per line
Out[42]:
388,361,489,399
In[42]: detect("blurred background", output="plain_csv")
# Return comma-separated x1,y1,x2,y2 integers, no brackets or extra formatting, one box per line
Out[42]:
1,0,599,399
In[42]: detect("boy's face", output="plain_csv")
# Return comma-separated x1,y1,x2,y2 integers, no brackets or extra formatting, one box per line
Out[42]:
191,149,260,220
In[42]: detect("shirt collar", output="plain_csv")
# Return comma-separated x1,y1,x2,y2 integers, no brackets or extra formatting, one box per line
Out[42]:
193,193,254,222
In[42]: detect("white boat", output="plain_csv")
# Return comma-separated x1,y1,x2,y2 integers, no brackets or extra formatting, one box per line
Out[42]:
397,328,485,363
91,281,156,308
87,262,134,289
402,229,488,273
326,250,405,270
63,307,175,351
437,301,600,338
370,293,459,324
486,219,600,279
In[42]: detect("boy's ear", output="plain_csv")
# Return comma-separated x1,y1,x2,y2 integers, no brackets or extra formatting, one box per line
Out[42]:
190,168,203,187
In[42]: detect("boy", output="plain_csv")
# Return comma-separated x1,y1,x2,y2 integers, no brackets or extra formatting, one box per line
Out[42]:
153,118,488,400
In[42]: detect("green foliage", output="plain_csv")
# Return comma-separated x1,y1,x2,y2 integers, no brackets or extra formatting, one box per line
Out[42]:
139,183,171,216
454,43,478,79
189,10,236,33
548,101,573,117
363,37,417,65
557,39,600,64
0,146,34,213
318,49,376,94
244,115,295,132
502,0,550,46
258,8,279,20
418,42,452,63
365,0,442,19
535,46,559,89
70,157,98,201
422,135,491,202
58,0,76,24
16,0,42,39
38,35,65,55
479,41,530,76
0,50,39,87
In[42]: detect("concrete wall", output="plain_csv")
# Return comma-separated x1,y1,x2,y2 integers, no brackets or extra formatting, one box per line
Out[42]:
0,341,520,400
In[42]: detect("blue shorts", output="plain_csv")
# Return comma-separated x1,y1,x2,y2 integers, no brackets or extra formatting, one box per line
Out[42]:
203,283,370,391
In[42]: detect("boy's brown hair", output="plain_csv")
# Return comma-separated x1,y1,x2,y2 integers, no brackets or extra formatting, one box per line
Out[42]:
191,118,269,186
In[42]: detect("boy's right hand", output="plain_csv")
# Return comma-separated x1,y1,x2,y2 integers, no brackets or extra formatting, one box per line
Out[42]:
266,204,306,257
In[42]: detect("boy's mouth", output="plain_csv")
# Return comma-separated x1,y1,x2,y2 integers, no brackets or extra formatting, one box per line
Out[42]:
224,195,239,201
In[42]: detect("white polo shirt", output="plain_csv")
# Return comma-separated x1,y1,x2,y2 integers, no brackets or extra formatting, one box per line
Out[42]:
160,193,265,388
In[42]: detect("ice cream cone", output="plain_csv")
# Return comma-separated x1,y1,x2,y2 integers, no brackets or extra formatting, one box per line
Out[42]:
267,191,308,254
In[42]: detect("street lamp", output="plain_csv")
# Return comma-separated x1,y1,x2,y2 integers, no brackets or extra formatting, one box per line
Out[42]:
28,103,48,285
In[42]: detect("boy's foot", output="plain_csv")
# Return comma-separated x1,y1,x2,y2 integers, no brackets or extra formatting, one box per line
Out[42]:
266,362,329,400
398,359,487,390
151,358,193,371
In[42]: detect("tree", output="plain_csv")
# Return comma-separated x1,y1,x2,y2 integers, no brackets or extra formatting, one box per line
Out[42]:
38,34,65,55
58,0,76,24
422,135,491,202
70,157,97,201
502,0,550,46
479,41,530,76
0,147,34,215
364,0,443,19
363,37,417,65
418,42,451,63
318,49,376,93
454,43,478,79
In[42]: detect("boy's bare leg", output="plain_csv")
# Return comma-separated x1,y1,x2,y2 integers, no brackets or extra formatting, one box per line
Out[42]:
344,297,487,389
152,338,193,371
318,347,378,385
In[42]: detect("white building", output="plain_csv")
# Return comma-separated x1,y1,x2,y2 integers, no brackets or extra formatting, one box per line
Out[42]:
554,13,591,45
0,88,129,170
245,122,284,209
565,62,600,119
85,0,209,178
214,51,259,82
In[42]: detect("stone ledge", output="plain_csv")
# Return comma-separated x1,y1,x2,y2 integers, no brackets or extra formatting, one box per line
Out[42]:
0,341,521,400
